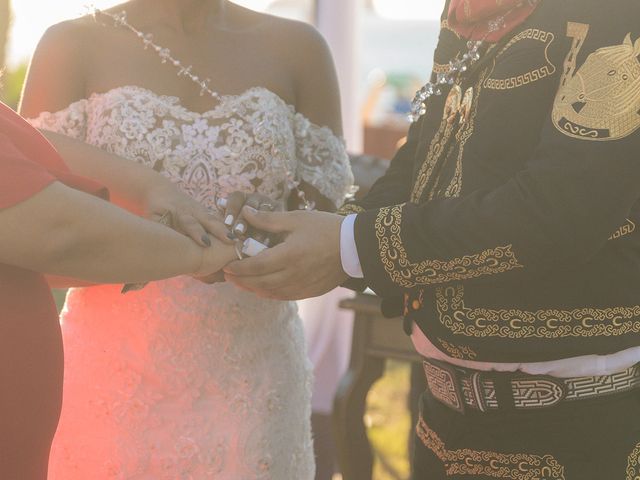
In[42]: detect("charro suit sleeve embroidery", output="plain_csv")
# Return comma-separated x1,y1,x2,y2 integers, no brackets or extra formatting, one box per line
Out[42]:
353,27,640,298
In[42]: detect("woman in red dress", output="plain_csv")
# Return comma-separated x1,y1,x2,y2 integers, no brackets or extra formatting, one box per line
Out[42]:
0,101,236,479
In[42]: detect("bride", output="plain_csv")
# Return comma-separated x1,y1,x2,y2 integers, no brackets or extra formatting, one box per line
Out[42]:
20,1,353,478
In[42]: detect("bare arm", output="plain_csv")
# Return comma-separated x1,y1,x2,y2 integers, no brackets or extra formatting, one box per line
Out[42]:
290,23,344,212
0,182,236,283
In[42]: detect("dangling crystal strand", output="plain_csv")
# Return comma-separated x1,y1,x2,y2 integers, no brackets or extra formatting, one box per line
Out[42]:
92,8,221,102
91,6,316,210
408,40,483,123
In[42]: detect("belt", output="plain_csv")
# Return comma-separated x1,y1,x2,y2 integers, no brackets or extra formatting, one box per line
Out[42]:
422,358,640,414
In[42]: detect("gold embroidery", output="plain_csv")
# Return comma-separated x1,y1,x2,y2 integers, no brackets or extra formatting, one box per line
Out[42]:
552,24,640,141
437,284,640,339
410,113,456,203
434,61,452,74
416,416,566,479
610,219,636,240
484,29,556,91
337,203,366,216
375,205,522,288
626,442,640,480
442,73,485,199
437,338,478,360
440,19,461,39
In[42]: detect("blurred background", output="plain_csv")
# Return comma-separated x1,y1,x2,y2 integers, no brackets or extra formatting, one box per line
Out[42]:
0,1,445,479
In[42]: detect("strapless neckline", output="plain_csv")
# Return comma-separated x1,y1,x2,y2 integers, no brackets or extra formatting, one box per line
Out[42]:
84,84,295,118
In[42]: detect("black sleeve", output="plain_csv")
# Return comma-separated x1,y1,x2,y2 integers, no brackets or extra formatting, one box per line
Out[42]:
354,29,640,298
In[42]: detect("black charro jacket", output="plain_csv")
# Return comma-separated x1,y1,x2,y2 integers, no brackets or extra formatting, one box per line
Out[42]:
339,0,640,363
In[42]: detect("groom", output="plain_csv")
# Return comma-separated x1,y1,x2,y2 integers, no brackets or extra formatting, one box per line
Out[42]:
225,0,640,477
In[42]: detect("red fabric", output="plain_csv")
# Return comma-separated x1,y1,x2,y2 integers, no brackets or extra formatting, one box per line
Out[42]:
0,102,106,477
0,101,107,207
447,0,540,42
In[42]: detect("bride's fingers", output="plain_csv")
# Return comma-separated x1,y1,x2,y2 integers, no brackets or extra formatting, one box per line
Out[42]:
173,211,212,247
232,194,263,237
195,210,234,245
224,191,246,235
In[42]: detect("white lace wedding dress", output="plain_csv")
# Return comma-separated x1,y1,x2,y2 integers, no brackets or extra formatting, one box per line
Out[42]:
30,85,353,480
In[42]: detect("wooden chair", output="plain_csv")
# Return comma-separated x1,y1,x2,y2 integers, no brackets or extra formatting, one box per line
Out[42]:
332,293,421,480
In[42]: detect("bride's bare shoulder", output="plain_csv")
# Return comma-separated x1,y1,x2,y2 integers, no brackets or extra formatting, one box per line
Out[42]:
230,4,330,58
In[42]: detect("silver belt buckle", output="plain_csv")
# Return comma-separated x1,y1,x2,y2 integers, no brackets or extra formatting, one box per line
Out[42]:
423,360,465,413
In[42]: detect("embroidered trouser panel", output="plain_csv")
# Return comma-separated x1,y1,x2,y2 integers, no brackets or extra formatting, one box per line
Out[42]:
412,388,640,479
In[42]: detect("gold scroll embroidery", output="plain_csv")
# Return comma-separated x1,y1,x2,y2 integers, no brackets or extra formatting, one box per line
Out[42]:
412,64,491,203
484,29,556,91
610,219,636,240
374,205,522,288
416,416,566,479
410,112,456,203
552,23,640,141
437,338,478,360
626,442,640,480
337,203,366,216
437,284,640,339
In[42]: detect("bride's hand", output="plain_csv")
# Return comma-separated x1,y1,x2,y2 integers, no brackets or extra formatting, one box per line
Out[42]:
217,192,284,241
145,183,233,248
194,238,239,279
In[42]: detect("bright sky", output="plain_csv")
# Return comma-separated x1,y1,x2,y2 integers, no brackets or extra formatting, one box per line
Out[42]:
7,0,444,67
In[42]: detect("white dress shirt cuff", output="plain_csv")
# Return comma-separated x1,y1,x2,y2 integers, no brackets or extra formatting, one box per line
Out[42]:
340,214,364,279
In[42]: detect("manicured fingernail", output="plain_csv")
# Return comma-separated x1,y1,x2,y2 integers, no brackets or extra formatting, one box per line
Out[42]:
234,223,246,234
216,197,228,209
244,206,257,214
202,234,212,247
225,215,234,226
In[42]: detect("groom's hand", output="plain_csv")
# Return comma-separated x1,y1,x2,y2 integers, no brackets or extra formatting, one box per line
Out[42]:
223,207,349,300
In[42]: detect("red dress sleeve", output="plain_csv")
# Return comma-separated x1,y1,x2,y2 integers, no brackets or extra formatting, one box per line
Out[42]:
0,133,57,209
0,102,107,208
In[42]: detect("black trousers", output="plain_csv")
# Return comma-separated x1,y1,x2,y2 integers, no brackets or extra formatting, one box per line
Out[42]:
412,388,640,479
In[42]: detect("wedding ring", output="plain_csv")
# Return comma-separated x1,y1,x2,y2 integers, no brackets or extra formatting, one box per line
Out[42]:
258,202,275,211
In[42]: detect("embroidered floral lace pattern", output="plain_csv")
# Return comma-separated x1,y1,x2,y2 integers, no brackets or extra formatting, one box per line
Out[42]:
29,85,354,480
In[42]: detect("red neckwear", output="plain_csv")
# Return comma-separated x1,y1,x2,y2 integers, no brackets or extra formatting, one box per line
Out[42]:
447,0,540,42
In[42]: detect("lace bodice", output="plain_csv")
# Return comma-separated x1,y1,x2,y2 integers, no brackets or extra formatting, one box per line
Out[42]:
31,85,353,208
29,86,353,480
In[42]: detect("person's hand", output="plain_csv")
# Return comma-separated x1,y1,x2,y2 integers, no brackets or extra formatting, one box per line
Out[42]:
217,192,284,241
195,238,239,279
145,183,233,248
223,207,348,300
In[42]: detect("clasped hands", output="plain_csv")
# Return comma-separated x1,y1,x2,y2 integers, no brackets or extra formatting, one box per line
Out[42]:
147,184,348,300
217,191,350,300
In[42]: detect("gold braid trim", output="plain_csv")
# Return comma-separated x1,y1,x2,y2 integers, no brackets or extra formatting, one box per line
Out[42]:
440,19,461,39
374,205,522,288
610,219,636,241
337,203,366,216
626,442,640,480
483,29,556,91
416,416,566,479
437,284,640,339
436,338,478,360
